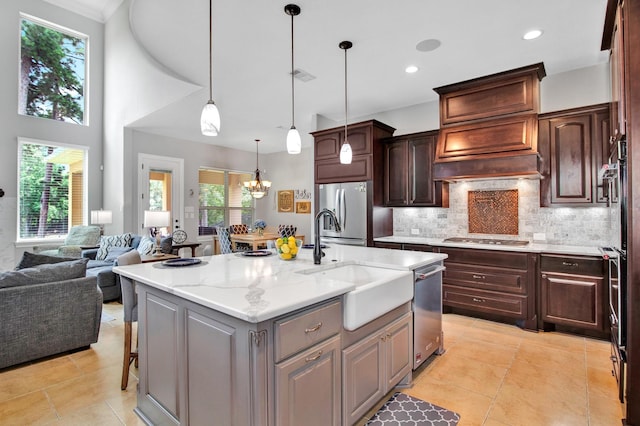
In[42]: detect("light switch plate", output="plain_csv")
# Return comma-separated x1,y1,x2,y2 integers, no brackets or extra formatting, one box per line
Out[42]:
533,232,546,241
411,228,420,235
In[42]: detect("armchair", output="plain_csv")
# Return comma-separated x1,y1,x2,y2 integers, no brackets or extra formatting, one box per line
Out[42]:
35,225,101,258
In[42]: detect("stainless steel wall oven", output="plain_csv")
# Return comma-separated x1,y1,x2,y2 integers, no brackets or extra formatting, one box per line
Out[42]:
600,136,627,403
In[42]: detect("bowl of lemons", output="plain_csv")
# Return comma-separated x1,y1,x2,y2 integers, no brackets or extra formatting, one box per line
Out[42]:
275,237,301,260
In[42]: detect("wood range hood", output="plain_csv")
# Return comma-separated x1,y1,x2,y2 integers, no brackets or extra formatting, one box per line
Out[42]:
432,63,546,182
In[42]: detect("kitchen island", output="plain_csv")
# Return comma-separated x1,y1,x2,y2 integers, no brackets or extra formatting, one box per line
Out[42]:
114,244,447,426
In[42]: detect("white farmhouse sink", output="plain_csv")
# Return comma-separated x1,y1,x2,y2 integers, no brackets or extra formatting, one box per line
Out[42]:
298,264,414,331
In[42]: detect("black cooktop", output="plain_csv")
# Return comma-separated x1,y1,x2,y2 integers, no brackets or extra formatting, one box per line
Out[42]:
443,237,530,246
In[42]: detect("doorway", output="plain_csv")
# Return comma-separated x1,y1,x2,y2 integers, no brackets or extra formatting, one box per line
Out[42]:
137,154,184,237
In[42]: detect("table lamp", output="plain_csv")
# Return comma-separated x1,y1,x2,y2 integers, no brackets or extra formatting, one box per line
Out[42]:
90,210,112,235
144,210,171,256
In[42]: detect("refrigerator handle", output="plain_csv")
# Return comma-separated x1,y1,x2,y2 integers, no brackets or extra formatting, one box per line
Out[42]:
334,189,341,230
341,189,347,231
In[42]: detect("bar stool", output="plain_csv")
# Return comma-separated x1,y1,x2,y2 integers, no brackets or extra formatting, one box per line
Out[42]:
116,250,141,390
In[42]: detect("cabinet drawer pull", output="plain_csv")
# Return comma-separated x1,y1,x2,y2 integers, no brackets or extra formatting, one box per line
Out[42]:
562,261,579,267
305,350,323,363
304,322,323,333
472,274,485,280
472,297,485,303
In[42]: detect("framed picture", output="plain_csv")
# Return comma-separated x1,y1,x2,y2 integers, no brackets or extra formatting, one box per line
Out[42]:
278,190,295,213
296,201,311,214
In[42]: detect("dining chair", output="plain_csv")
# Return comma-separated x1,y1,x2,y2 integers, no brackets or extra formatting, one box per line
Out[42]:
216,226,234,254
116,250,142,390
278,225,297,238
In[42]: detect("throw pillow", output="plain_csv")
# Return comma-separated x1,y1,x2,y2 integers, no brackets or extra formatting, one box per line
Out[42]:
96,233,133,261
160,236,173,254
0,258,89,289
137,236,155,255
104,246,134,262
14,252,76,270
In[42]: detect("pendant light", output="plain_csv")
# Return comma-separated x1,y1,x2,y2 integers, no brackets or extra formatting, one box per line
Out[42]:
244,139,272,199
201,0,221,136
285,4,302,154
339,41,353,164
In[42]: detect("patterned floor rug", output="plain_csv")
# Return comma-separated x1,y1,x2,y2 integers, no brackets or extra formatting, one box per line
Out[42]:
365,392,460,426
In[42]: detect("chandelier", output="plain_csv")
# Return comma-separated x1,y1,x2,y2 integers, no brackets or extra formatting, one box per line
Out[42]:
244,139,271,199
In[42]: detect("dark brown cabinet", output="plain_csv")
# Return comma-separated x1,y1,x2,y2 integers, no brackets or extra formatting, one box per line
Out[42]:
311,120,395,184
383,131,446,207
538,104,610,206
539,254,606,334
438,247,537,330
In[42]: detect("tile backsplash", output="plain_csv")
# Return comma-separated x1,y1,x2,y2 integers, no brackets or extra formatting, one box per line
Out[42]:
393,179,614,246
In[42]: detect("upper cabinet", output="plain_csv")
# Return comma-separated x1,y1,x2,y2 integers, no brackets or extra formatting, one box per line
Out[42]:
383,131,448,207
432,63,546,181
604,0,627,146
538,103,610,207
311,120,395,184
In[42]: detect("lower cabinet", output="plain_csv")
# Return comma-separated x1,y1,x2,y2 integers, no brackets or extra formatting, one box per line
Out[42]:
342,311,412,425
540,254,606,334
275,336,342,426
438,247,537,330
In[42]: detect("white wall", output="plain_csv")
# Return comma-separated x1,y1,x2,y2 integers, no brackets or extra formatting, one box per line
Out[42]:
103,0,201,234
0,0,104,270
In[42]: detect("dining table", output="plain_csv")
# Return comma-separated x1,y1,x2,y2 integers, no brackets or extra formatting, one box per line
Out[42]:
229,232,305,252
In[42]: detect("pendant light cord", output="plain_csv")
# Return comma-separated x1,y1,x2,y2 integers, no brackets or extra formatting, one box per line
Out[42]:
290,12,295,127
343,45,348,138
208,0,213,101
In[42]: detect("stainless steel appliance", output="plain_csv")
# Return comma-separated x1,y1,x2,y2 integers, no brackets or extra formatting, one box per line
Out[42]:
318,181,368,246
600,137,627,403
442,237,529,247
412,262,446,369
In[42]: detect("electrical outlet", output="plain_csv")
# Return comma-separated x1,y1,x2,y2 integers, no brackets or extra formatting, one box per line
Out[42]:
411,228,420,235
533,232,546,241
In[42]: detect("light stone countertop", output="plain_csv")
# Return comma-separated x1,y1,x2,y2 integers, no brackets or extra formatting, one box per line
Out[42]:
374,235,604,257
114,244,447,324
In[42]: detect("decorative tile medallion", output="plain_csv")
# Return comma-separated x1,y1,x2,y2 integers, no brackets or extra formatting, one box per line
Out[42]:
468,189,518,235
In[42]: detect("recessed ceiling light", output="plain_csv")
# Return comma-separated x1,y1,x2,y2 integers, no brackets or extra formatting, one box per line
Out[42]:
523,29,543,40
416,39,441,52
405,65,419,74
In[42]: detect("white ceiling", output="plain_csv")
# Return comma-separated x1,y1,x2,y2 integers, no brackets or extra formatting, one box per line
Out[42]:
47,0,610,154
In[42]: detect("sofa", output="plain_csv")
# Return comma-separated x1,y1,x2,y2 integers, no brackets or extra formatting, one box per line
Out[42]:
0,255,102,369
82,233,169,302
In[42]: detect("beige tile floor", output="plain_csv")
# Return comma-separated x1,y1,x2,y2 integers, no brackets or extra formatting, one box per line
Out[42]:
0,304,625,425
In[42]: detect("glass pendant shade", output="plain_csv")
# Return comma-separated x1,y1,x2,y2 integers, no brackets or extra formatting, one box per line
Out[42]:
339,140,353,164
287,126,302,154
201,101,220,136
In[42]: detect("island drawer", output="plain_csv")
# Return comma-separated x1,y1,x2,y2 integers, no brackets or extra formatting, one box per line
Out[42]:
274,299,342,362
443,285,528,319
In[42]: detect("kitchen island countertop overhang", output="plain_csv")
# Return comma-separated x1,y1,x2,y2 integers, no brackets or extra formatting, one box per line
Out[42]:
113,244,447,323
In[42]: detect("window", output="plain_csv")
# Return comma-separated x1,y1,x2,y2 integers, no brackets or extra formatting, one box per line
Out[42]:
198,169,254,235
19,15,87,124
18,138,88,240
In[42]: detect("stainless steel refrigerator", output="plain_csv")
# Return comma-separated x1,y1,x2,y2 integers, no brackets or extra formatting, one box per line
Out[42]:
318,181,368,246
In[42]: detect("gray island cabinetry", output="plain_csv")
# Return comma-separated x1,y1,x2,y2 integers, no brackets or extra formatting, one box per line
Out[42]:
114,245,446,426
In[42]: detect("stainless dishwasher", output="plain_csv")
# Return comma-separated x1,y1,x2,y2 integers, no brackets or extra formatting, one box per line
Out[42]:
413,262,446,369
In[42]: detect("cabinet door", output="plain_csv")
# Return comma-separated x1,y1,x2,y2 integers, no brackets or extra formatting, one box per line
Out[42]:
548,114,594,204
138,292,181,424
275,336,341,426
342,332,385,426
315,131,341,161
384,312,412,390
409,136,438,206
541,272,604,331
384,142,408,205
